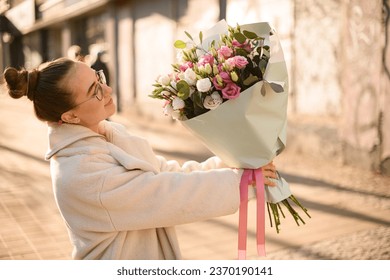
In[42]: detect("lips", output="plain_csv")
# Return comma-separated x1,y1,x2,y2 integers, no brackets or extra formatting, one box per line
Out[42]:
105,98,113,106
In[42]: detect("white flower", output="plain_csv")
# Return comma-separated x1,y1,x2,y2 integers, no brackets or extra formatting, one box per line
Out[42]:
184,68,196,85
177,72,185,81
158,75,171,86
163,103,174,116
171,110,182,120
163,102,181,120
172,97,185,110
203,91,223,110
196,78,212,92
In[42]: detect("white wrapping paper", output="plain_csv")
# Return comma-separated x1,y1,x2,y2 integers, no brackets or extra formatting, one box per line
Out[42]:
181,21,288,167
180,21,290,203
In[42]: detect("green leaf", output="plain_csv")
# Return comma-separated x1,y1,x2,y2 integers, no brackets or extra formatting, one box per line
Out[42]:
243,30,258,39
199,31,203,43
261,83,267,96
233,32,246,44
176,80,190,100
235,48,248,56
259,59,268,74
174,40,186,49
184,31,193,41
269,82,284,93
192,91,203,108
243,74,259,86
149,91,164,99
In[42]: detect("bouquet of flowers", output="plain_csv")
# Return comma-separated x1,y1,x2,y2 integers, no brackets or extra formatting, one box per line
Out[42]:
150,20,310,257
151,22,280,121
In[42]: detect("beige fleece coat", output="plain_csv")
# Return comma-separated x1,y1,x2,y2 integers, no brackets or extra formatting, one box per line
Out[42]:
45,121,243,260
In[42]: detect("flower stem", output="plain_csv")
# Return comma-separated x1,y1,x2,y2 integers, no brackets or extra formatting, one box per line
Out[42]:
266,195,311,233
266,202,273,228
289,195,311,218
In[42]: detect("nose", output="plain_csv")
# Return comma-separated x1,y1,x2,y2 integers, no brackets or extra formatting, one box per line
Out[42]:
102,84,112,98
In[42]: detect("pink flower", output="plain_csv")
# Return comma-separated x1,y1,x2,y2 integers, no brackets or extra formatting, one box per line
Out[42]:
221,82,241,99
217,46,233,59
232,39,253,53
226,55,248,69
179,61,193,72
198,54,214,67
212,71,232,90
219,71,232,82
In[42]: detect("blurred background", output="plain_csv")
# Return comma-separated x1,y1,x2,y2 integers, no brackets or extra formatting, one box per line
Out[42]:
0,0,389,260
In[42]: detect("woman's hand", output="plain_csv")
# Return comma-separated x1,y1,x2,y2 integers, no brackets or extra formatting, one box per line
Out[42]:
261,161,277,186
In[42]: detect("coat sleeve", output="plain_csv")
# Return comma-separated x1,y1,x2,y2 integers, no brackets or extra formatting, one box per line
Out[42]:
156,155,229,173
100,165,243,232
103,120,229,173
99,120,245,231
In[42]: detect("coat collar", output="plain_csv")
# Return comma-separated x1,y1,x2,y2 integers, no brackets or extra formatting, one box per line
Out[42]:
45,122,105,160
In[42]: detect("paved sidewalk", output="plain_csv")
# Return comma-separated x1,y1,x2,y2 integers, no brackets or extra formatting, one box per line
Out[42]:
0,93,389,260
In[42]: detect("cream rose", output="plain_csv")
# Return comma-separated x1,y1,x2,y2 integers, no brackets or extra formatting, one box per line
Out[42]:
184,68,197,85
203,91,223,110
158,75,171,86
196,78,212,92
172,97,185,110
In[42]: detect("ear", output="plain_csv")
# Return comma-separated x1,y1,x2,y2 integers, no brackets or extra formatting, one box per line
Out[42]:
61,111,80,124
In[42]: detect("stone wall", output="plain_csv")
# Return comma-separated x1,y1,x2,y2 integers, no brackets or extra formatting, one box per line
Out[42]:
340,0,384,171
292,0,390,175
294,0,343,116
382,0,390,174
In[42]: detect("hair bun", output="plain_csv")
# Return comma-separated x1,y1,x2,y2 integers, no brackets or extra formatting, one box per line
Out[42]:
3,67,25,99
3,67,39,101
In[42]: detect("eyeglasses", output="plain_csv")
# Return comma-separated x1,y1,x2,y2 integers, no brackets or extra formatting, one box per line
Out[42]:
71,70,107,108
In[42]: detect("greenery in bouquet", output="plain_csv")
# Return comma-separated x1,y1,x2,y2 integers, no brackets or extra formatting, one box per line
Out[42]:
150,24,271,120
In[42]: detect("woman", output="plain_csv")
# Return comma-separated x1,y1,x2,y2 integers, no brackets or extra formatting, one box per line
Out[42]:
3,58,277,260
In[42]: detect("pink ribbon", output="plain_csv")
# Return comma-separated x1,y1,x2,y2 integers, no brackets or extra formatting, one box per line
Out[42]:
238,168,266,260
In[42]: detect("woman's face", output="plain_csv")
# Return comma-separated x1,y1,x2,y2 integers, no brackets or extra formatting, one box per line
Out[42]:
63,62,116,132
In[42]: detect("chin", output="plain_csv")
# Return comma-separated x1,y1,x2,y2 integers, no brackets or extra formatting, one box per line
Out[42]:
106,103,116,117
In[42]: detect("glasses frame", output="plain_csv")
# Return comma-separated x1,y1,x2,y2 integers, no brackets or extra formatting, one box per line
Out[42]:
71,70,107,108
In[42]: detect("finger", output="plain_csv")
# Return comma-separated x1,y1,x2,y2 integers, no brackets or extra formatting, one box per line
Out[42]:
262,163,276,172
262,170,277,179
264,177,276,186
267,161,275,169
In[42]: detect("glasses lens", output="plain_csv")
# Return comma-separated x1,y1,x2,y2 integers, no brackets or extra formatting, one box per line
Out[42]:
95,84,104,101
97,70,106,85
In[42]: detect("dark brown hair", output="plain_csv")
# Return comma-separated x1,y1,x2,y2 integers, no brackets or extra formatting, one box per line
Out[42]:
3,57,77,122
